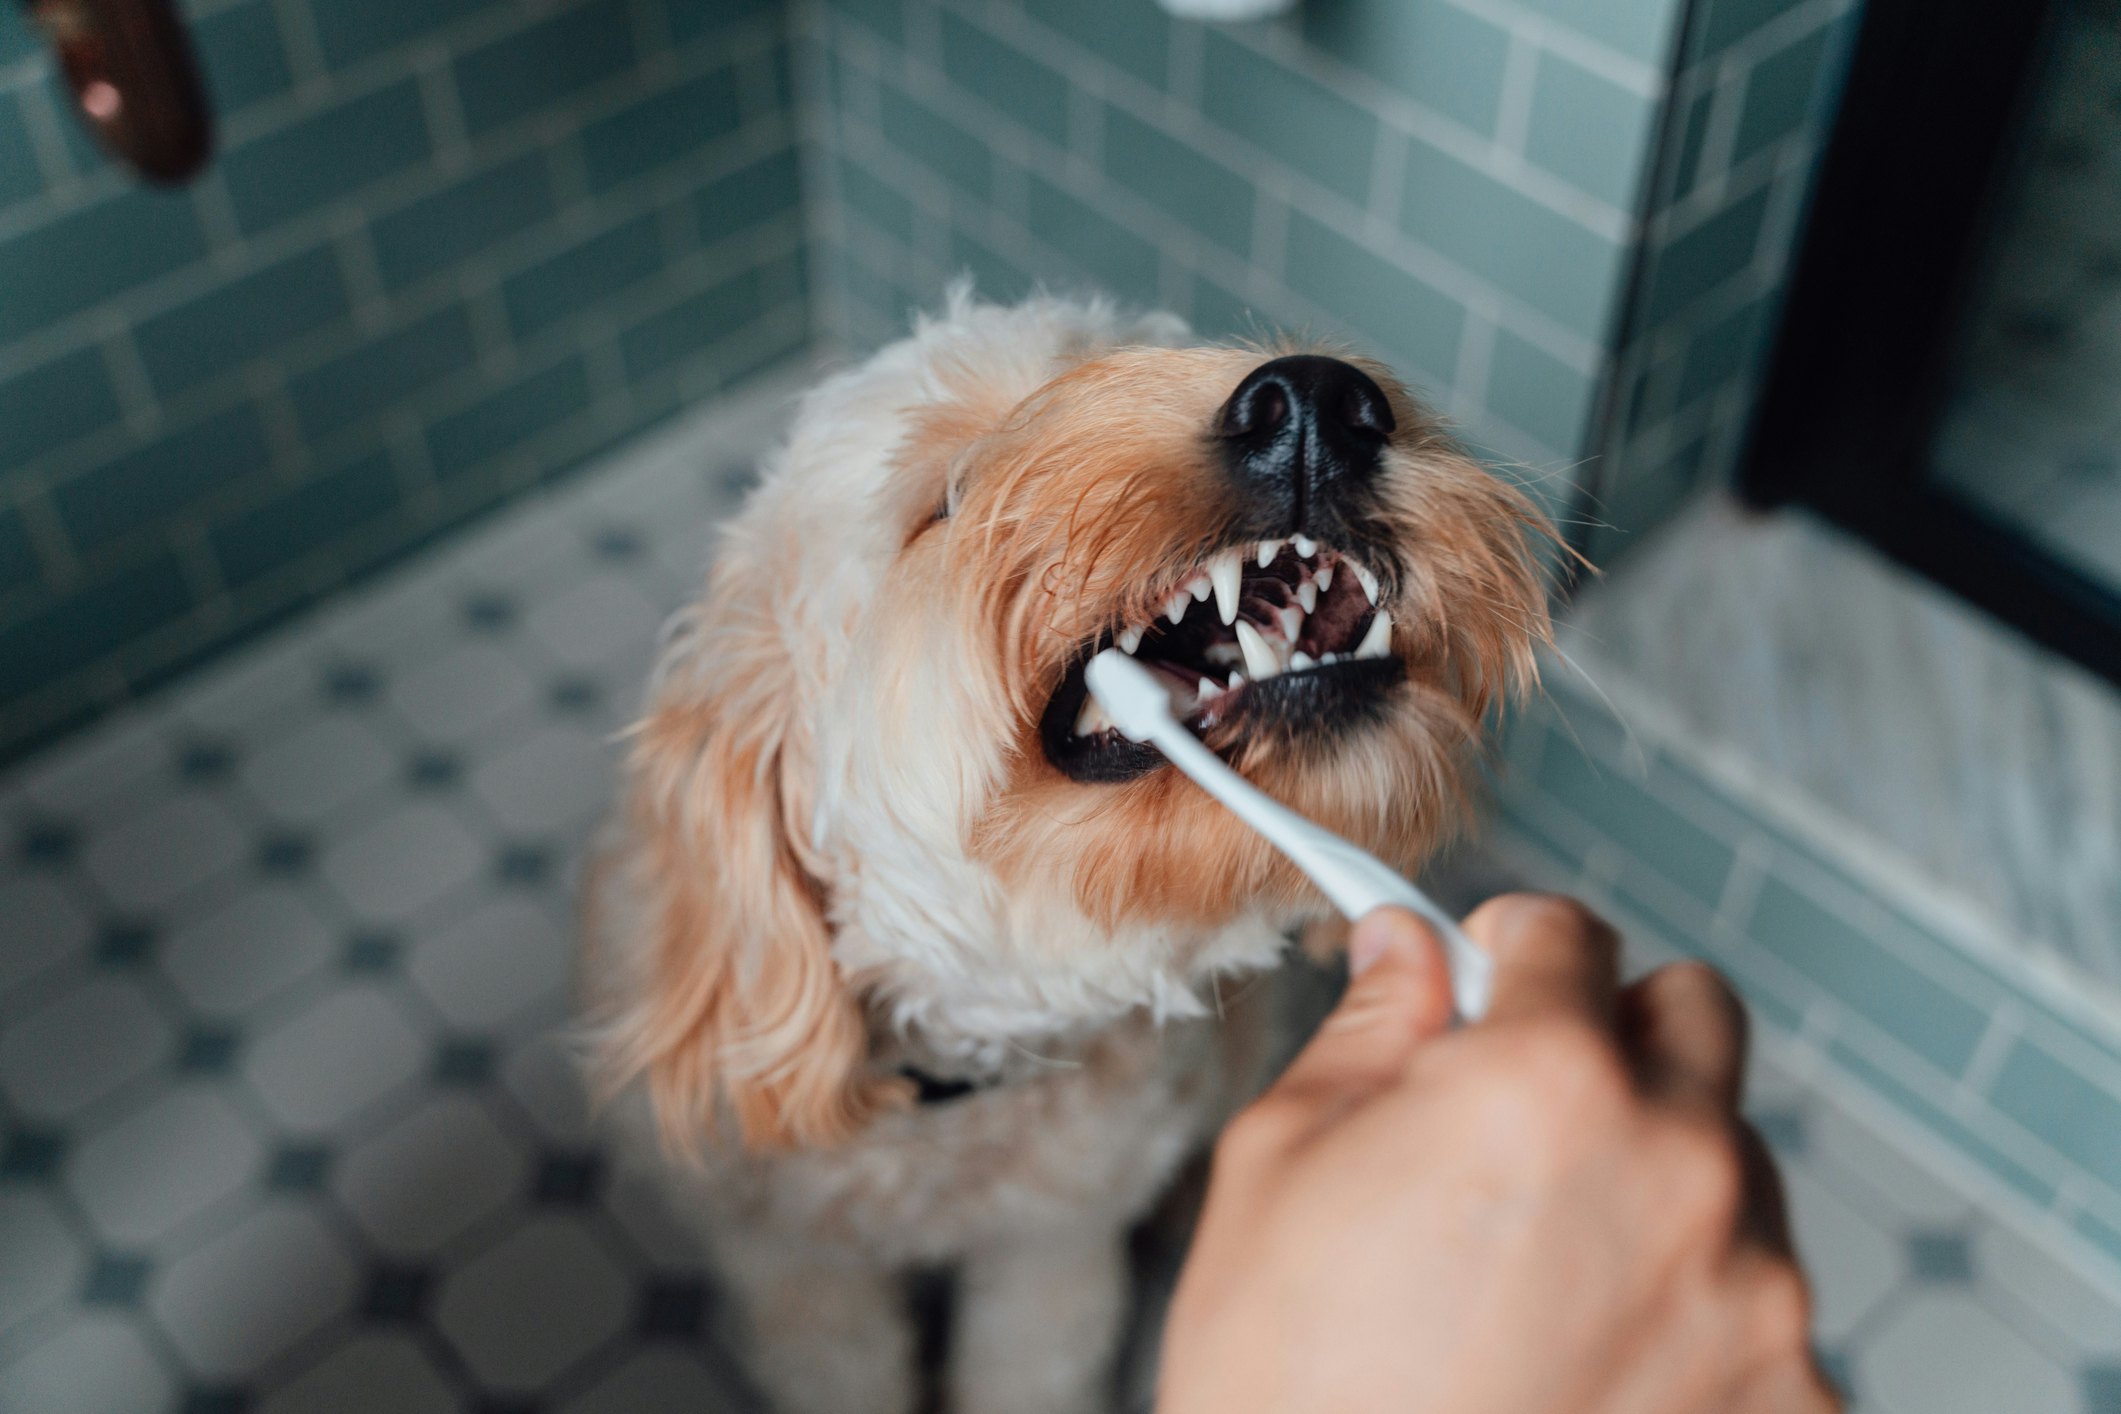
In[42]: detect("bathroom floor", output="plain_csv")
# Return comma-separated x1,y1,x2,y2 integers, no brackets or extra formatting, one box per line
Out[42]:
1,384,2116,1414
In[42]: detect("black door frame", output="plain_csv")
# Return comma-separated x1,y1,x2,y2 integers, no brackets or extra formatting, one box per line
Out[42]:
1742,0,2121,686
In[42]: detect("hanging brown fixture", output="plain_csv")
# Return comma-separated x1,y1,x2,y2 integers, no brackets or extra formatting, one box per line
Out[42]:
23,0,212,183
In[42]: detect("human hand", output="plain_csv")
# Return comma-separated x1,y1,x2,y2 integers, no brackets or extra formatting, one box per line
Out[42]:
1159,895,1838,1414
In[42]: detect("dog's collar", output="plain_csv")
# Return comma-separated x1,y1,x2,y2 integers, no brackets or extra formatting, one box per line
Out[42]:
898,1064,1000,1106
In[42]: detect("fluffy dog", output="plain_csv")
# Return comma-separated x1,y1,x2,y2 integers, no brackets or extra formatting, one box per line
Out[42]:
583,290,1549,1414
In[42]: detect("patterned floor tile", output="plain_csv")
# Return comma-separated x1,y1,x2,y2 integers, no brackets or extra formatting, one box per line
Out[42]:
64,1086,262,1246
435,1217,630,1392
149,1202,357,1379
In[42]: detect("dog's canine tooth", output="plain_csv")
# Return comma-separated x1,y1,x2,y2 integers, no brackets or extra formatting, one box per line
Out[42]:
1289,650,1316,671
1256,539,1282,568
1208,550,1243,626
1293,534,1317,558
1351,560,1380,605
1296,580,1318,613
1117,625,1144,655
1316,563,1334,591
1164,591,1191,624
1235,620,1281,680
1354,609,1393,660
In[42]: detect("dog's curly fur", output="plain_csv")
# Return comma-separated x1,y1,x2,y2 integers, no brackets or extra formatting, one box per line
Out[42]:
582,290,1550,1413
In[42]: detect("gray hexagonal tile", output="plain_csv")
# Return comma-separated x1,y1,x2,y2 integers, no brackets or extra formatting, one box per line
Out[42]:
0,1190,89,1336
435,1217,629,1391
1,1312,174,1414
389,643,536,744
408,897,569,1030
0,876,92,990
150,1202,356,1378
242,986,424,1133
162,885,335,1017
499,1034,596,1144
258,1332,457,1414
66,1085,263,1245
0,977,174,1118
524,577,662,671
333,1095,524,1256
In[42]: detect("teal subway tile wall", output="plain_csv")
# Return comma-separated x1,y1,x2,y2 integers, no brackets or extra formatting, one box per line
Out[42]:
0,0,809,762
802,0,1680,502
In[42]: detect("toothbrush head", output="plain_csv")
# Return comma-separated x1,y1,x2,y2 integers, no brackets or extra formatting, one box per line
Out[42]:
1084,650,1177,744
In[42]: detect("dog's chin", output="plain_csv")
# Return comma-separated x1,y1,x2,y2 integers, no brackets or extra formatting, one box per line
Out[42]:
1038,535,1409,785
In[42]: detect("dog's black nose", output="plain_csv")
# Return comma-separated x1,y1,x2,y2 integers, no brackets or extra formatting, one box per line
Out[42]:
1218,355,1395,521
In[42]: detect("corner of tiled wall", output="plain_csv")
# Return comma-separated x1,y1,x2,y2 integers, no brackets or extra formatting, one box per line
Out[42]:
0,0,814,767
798,0,1695,537
1586,0,1864,562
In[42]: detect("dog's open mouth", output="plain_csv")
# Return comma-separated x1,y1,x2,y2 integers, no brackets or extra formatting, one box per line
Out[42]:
1040,537,1406,783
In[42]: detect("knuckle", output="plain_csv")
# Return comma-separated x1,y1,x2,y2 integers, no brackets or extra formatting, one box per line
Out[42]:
1219,1096,1305,1165
1745,1262,1815,1356
1665,1117,1748,1228
1518,1019,1632,1106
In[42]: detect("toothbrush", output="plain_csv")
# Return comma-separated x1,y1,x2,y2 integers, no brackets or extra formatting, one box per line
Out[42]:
1084,649,1493,1021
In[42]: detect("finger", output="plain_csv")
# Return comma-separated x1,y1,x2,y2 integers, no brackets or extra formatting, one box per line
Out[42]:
1270,908,1455,1103
1465,894,1621,1027
1621,961,1749,1112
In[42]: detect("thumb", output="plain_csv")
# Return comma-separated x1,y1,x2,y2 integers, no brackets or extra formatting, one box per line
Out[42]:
1272,908,1456,1103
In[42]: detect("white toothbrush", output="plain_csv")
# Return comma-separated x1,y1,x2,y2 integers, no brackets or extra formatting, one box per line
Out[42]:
1085,649,1493,1021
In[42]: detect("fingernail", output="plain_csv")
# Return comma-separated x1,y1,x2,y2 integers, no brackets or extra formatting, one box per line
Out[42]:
1348,928,1394,977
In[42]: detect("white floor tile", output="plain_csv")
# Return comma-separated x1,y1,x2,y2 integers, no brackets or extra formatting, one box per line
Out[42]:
435,1217,630,1391
408,896,569,1030
469,724,618,837
161,884,335,1017
0,875,92,991
1858,1290,2078,1414
0,1314,174,1414
0,1190,87,1338
0,977,173,1118
241,986,425,1133
257,1333,460,1414
150,1202,358,1378
1784,1165,1908,1344
389,642,538,745
333,1094,525,1256
241,714,397,825
82,793,246,913
1975,1218,2121,1359
64,1085,263,1246
561,1348,754,1414
523,576,666,672
321,803,484,924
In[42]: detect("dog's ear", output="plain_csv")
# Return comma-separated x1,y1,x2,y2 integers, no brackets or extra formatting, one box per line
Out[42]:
602,541,898,1151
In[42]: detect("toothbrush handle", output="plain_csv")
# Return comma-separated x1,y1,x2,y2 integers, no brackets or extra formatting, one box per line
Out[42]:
1147,721,1494,1021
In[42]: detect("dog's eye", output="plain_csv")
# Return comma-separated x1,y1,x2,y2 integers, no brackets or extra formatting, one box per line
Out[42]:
931,500,950,523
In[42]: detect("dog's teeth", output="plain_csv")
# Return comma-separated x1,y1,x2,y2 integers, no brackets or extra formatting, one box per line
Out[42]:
1351,561,1380,606
1197,676,1222,700
1256,539,1282,569
1296,580,1318,613
1075,697,1112,736
1277,605,1304,642
1235,620,1281,680
1189,573,1212,603
1208,550,1243,626
1293,534,1317,558
1315,563,1333,591
1321,651,1341,665
1228,670,1245,689
1354,609,1393,660
1289,650,1317,671
1164,591,1190,624
1117,625,1144,655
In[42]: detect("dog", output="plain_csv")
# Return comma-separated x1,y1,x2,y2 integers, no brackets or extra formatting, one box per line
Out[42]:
581,289,1550,1414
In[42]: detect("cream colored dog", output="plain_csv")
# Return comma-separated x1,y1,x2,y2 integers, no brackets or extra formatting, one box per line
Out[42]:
584,290,1548,1414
